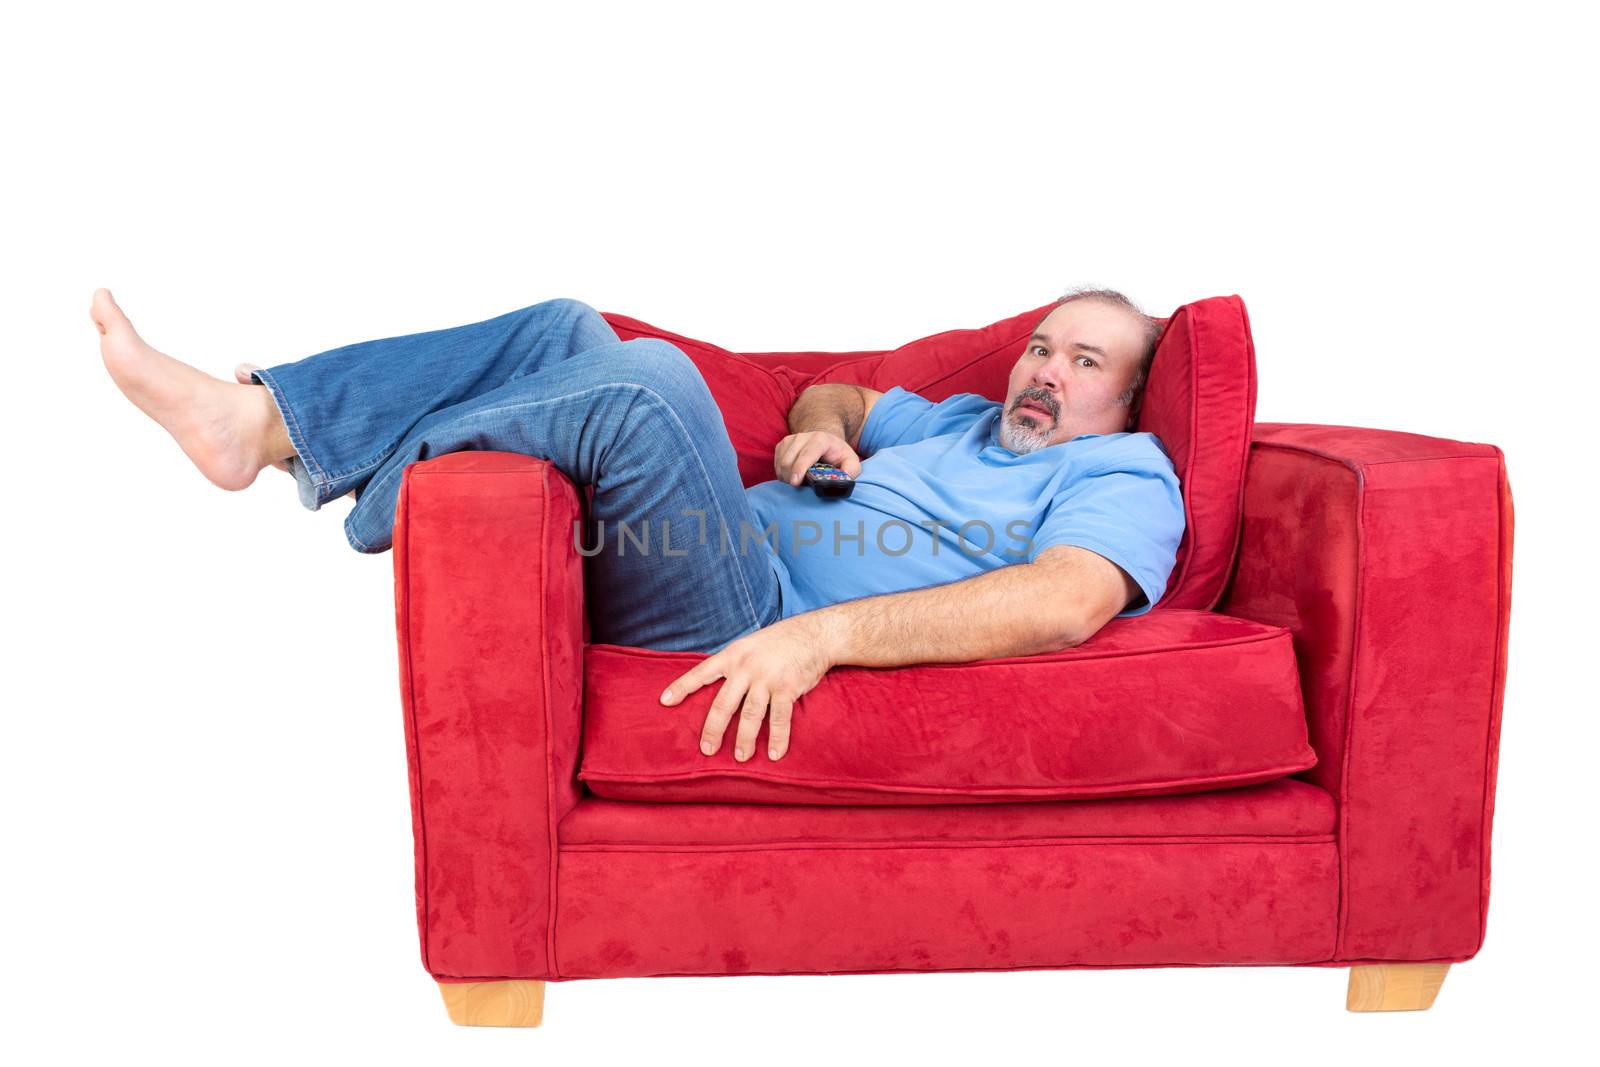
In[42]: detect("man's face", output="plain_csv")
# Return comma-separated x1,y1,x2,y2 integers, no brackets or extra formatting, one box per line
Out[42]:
998,299,1148,454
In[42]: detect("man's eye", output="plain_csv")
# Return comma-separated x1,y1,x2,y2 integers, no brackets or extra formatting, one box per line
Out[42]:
1032,345,1048,356
1077,356,1097,368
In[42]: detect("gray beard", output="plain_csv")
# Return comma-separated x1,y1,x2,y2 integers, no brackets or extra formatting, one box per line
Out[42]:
998,412,1053,455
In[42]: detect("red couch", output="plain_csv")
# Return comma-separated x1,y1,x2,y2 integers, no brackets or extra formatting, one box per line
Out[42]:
392,298,1513,1026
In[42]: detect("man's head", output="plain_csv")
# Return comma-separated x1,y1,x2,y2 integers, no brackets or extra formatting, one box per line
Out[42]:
997,288,1162,454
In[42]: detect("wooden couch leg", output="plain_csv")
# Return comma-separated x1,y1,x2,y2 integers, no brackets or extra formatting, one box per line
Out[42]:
1346,964,1450,1012
438,980,546,1027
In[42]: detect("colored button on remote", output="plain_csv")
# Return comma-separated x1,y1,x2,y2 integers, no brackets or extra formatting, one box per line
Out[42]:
803,462,856,498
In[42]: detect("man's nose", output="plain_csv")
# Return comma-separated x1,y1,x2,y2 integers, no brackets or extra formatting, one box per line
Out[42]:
1031,357,1067,391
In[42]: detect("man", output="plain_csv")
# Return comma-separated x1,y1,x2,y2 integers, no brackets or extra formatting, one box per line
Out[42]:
92,287,1184,765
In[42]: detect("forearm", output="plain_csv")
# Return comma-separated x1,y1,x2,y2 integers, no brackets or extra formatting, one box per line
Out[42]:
788,384,867,443
804,562,1081,668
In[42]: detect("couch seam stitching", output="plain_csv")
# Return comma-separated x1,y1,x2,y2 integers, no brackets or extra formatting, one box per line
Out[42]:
1346,452,1499,467
1249,440,1499,470
558,835,1337,853
446,953,1473,984
1334,462,1366,960
539,466,561,980
1206,296,1256,611
398,467,433,974
1479,453,1511,954
578,759,1318,796
584,623,1291,667
1163,306,1204,604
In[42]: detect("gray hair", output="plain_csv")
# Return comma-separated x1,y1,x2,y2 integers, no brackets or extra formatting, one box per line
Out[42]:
1044,287,1163,423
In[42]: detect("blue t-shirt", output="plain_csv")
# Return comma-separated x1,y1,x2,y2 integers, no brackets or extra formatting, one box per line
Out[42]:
743,386,1186,619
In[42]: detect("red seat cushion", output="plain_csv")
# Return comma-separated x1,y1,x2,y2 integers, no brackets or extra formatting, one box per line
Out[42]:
559,777,1336,846
577,609,1316,805
604,295,1257,610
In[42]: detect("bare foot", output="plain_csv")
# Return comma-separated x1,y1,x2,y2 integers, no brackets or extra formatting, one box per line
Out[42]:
233,363,291,473
92,289,290,491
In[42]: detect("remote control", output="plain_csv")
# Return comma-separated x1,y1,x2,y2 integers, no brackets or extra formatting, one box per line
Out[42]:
803,462,856,498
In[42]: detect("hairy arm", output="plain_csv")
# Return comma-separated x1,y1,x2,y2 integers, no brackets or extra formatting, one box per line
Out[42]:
787,383,880,450
812,542,1139,665
660,543,1141,760
772,383,883,484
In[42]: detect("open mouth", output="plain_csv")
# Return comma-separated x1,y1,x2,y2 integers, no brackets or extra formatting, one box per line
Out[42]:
1015,400,1054,420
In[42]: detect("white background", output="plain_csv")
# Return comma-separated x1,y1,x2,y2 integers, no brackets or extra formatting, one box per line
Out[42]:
5,1,1594,1063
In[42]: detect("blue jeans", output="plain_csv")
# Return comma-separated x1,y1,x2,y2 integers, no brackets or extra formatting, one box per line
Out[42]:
249,298,783,653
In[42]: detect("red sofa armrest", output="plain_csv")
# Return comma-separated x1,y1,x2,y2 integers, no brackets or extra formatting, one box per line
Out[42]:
393,451,586,981
1218,423,1514,963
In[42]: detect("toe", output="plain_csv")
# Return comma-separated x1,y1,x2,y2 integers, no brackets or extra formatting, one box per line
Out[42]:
234,362,261,385
91,288,134,339
90,289,111,335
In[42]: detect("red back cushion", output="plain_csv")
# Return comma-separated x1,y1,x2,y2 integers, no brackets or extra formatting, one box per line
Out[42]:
809,303,1056,398
1134,297,1258,610
602,295,1256,611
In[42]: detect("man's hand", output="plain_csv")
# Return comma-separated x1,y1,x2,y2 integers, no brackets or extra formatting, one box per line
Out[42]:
773,431,862,486
658,615,838,762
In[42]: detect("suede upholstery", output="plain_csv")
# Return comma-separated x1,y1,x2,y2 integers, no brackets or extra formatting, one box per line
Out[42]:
394,450,585,979
1217,424,1513,962
392,306,1513,985
578,610,1315,804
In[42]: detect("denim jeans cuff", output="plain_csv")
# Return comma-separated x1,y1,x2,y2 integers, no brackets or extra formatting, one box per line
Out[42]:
286,455,322,512
250,367,329,512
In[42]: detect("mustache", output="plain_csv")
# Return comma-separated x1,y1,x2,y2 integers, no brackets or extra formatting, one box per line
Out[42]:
1008,389,1059,420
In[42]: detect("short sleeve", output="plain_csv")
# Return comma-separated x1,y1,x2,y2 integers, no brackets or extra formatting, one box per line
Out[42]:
1028,454,1187,617
857,386,999,455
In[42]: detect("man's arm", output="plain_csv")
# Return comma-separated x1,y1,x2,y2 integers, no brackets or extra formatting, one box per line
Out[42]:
786,382,882,450
811,543,1138,666
773,383,883,485
659,544,1139,761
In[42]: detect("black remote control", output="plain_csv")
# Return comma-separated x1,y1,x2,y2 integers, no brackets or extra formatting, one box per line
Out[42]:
803,462,856,498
